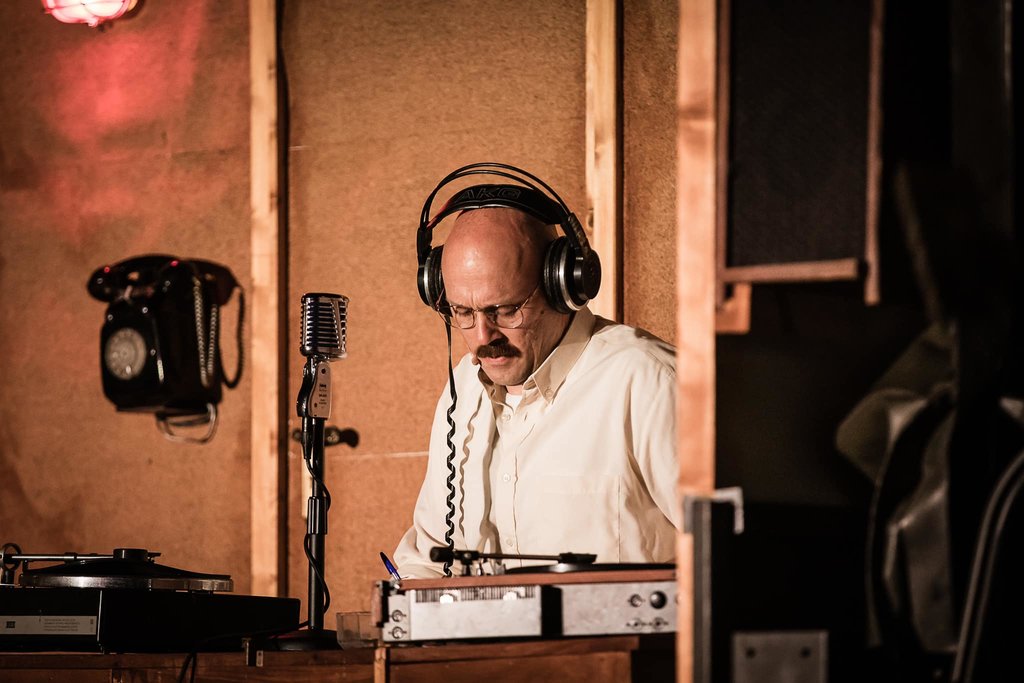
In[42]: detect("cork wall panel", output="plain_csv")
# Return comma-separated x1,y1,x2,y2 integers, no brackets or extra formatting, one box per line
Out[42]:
0,2,252,588
283,0,586,608
305,451,428,613
623,0,678,343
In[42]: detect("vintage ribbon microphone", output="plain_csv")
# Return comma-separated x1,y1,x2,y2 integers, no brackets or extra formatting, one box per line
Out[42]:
294,292,348,647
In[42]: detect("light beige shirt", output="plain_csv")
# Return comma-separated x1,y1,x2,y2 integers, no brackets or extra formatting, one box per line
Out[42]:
394,307,679,578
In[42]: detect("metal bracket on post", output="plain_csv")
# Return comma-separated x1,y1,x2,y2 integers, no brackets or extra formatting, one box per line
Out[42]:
684,486,745,535
684,486,745,683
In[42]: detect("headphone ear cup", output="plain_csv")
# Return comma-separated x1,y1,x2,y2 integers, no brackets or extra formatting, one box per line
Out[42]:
578,250,602,302
542,237,574,314
418,246,446,309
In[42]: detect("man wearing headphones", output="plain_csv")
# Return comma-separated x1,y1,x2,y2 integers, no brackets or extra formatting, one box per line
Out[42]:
394,164,679,578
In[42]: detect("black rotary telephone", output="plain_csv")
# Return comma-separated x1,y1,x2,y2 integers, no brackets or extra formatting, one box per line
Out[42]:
87,255,244,443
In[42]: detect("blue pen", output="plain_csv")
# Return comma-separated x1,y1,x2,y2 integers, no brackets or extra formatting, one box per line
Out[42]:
380,551,402,582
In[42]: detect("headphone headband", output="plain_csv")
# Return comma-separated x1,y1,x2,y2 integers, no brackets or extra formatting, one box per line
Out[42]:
416,162,601,314
427,184,564,230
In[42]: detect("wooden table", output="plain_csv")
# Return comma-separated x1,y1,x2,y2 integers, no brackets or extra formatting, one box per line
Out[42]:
378,635,673,682
0,635,673,682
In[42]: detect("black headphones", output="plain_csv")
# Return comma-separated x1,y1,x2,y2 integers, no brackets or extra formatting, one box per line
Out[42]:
416,162,602,315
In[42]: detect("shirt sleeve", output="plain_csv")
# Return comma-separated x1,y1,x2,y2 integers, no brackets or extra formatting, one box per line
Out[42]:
631,349,682,530
393,368,470,578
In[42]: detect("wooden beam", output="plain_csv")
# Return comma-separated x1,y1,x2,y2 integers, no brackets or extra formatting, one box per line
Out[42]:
677,0,718,681
586,0,621,321
374,647,390,683
714,0,731,311
715,283,751,334
249,0,285,597
720,257,861,283
863,0,884,305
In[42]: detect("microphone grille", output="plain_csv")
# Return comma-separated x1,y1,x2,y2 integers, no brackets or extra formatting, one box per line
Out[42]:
300,293,348,359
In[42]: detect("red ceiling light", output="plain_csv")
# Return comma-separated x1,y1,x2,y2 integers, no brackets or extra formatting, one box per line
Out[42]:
41,0,139,28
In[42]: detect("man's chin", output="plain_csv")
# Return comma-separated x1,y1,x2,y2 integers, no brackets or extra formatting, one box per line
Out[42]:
478,356,526,387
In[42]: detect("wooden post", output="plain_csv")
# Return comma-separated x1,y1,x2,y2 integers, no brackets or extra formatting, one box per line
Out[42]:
249,0,286,597
586,0,621,321
677,0,718,680
863,0,884,305
374,646,390,683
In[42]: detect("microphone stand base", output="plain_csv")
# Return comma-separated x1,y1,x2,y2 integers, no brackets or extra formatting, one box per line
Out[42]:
265,628,341,651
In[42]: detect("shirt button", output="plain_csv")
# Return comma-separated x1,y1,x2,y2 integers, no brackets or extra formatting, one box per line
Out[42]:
502,473,511,483
544,390,553,399
505,538,515,548
501,413,511,422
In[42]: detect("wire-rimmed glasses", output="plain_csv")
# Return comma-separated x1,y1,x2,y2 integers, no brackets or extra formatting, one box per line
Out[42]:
436,285,540,329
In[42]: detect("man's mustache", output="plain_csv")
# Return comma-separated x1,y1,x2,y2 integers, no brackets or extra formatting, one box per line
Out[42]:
475,342,519,360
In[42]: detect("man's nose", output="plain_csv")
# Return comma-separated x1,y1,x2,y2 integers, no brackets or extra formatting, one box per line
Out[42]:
467,312,502,345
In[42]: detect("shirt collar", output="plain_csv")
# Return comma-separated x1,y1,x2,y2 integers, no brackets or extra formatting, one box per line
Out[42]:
479,306,596,405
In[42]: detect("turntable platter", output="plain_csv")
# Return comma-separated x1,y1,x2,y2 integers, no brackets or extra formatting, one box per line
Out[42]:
19,549,232,592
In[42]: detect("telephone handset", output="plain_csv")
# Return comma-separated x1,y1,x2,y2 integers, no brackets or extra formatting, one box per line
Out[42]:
89,254,238,306
87,254,245,444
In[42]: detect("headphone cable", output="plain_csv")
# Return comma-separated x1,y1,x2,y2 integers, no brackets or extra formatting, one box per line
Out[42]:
442,322,458,577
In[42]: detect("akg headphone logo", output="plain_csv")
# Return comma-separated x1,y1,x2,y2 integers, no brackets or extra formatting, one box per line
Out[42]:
453,186,522,203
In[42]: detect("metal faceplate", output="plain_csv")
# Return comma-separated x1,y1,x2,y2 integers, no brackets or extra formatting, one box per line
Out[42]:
379,578,678,642
380,591,410,642
309,360,332,419
382,584,543,642
560,580,678,636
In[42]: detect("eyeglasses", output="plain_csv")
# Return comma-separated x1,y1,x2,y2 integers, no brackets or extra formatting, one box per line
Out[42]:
437,285,540,329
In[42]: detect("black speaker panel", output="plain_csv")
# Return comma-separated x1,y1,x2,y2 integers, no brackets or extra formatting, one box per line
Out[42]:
726,0,873,268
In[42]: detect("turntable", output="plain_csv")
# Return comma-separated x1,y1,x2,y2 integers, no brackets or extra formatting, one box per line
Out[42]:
0,544,299,653
374,547,677,643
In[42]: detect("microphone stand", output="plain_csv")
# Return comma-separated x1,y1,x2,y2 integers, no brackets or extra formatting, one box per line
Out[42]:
301,356,330,632
275,354,339,650
271,292,348,651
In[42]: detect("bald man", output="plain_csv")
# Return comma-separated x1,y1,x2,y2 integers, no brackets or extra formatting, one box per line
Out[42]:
394,203,679,578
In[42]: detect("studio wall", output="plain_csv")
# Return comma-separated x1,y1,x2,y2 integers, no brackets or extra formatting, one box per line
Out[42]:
283,0,681,611
623,0,678,342
0,0,682,617
0,1,253,588
282,0,589,612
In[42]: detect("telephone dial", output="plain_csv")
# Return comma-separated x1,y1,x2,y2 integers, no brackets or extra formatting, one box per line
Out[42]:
87,255,244,443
